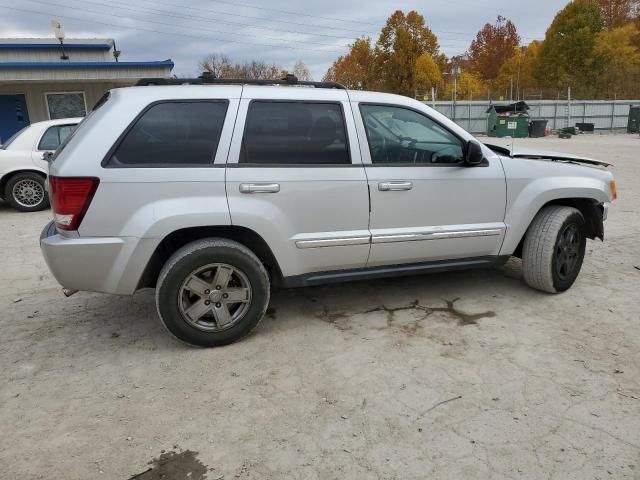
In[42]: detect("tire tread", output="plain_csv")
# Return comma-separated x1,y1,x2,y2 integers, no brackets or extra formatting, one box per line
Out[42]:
522,205,583,293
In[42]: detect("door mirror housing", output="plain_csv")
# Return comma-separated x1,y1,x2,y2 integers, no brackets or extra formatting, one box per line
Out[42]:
464,140,484,166
42,151,54,163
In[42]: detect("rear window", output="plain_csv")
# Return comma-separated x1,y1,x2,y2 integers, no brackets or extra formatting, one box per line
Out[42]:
38,124,77,151
106,101,228,167
240,101,350,165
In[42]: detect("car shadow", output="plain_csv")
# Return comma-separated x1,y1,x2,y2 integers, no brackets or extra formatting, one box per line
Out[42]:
63,259,533,350
11,259,535,355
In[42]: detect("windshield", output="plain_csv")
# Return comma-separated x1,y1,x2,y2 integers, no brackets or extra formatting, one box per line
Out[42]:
1,126,28,150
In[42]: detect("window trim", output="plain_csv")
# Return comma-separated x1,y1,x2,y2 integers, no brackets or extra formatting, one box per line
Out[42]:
44,91,87,120
37,123,78,151
101,99,230,169
358,102,475,168
239,99,353,167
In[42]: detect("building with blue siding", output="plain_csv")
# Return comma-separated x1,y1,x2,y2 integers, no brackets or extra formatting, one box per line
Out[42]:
0,38,173,142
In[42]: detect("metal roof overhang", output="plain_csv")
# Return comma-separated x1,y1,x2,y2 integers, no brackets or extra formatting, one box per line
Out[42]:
0,43,113,50
0,60,174,82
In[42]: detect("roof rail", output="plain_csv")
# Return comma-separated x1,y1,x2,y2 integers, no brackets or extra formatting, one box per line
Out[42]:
135,72,346,90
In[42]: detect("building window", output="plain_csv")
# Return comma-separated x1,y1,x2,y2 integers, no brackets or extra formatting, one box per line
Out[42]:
45,92,87,120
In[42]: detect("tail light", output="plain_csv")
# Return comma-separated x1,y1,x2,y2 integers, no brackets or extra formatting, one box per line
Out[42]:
48,176,99,231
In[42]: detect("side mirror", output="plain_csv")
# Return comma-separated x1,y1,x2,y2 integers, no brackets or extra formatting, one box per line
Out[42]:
42,151,54,163
464,140,484,166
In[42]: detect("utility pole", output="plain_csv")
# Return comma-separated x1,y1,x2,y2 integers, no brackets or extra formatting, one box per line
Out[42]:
452,66,461,121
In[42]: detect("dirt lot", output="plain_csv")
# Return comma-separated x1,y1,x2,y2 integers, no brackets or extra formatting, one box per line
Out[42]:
1,134,639,480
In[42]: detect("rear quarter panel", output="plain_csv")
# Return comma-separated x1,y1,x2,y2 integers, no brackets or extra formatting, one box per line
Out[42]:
50,87,242,239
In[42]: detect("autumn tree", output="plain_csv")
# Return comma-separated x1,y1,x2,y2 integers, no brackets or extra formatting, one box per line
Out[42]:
593,23,640,96
495,41,541,98
442,71,485,100
292,60,312,81
413,54,442,96
374,10,440,95
468,16,520,81
323,38,375,89
536,0,604,97
597,0,639,28
200,54,280,79
200,54,233,78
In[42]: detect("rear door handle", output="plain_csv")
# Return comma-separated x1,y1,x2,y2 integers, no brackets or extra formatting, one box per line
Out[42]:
378,181,413,191
239,183,280,194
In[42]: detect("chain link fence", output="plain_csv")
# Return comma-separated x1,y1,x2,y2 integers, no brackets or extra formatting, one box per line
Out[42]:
423,100,640,134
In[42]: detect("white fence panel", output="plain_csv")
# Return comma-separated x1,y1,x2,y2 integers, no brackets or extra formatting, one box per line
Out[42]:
424,100,639,134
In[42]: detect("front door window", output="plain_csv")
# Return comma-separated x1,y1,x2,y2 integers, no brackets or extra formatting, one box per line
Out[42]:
360,104,464,165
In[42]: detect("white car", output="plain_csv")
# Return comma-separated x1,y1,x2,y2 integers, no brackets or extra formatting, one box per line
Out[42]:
39,76,615,347
0,118,81,211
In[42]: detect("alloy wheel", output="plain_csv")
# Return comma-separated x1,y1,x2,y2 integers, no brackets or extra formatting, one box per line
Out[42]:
178,263,252,332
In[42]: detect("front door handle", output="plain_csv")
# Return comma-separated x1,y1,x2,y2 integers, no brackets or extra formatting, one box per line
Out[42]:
239,183,280,194
378,181,413,191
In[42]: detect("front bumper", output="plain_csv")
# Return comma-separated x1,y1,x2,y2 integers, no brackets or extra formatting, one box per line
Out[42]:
39,221,156,295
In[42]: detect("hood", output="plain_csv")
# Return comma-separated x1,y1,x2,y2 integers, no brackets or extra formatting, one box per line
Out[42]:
485,143,612,167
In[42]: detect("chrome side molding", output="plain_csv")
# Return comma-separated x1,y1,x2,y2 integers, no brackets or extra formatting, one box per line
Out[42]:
295,228,503,249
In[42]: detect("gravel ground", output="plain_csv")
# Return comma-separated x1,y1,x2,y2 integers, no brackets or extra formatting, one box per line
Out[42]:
1,134,639,480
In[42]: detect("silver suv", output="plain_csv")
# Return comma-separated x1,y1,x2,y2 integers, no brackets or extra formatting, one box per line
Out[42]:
40,75,616,347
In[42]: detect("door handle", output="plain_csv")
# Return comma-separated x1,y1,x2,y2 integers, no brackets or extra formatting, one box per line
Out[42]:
378,181,413,191
239,183,280,194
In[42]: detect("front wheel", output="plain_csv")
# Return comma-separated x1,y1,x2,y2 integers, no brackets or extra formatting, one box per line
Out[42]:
156,238,270,347
522,206,587,293
5,172,49,212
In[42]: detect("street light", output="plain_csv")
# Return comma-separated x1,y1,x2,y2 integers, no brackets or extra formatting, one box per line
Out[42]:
444,66,461,121
51,20,69,60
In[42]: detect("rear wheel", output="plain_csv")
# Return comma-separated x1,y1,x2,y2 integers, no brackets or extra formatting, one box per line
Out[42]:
522,206,586,293
5,172,49,212
156,238,270,347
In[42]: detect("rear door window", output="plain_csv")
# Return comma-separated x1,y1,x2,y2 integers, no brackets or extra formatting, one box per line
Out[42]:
107,101,228,167
240,101,350,165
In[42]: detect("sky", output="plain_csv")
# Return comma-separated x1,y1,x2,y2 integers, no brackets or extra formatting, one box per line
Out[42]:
0,0,569,79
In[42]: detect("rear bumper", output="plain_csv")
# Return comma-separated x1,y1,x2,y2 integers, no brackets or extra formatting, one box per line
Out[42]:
39,221,157,295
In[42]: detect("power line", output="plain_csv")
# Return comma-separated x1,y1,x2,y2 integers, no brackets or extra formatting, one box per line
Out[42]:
123,0,381,37
17,0,352,50
0,4,345,53
60,0,363,43
185,0,384,29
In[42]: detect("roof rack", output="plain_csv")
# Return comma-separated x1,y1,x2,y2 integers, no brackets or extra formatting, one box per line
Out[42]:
135,72,346,90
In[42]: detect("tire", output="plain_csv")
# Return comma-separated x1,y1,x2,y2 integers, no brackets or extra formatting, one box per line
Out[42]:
5,172,49,212
156,238,270,347
522,206,587,293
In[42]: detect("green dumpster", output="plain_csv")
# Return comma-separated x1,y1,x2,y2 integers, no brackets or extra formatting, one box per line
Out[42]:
628,105,640,133
487,101,531,138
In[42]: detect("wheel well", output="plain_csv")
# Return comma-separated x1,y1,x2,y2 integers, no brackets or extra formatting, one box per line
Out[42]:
0,170,46,197
512,198,604,258
137,226,283,289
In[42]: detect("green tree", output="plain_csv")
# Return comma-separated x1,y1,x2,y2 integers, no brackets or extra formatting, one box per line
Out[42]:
374,10,439,95
468,16,520,81
536,0,604,97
